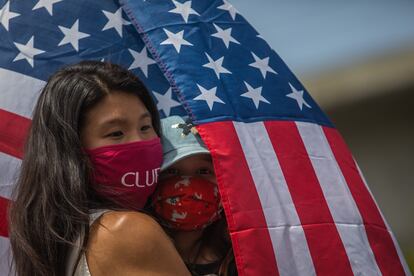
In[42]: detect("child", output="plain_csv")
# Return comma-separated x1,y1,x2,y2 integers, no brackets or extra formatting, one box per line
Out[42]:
151,116,237,276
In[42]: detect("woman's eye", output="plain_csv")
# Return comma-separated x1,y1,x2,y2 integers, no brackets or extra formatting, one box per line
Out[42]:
106,131,123,138
141,125,152,131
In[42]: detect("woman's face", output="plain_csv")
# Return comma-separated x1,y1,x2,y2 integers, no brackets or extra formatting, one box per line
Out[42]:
81,91,157,149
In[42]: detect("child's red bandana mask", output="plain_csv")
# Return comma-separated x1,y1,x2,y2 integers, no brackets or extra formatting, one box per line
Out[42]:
152,176,222,231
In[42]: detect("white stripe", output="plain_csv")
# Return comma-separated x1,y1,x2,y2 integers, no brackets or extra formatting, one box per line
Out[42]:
0,152,21,200
356,163,412,276
296,121,381,275
233,121,315,276
0,236,13,276
0,67,44,118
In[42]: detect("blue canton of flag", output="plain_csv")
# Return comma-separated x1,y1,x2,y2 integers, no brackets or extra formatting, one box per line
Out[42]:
0,0,187,118
121,0,332,126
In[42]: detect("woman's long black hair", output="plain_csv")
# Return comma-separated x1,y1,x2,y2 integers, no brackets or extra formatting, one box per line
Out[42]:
8,61,161,276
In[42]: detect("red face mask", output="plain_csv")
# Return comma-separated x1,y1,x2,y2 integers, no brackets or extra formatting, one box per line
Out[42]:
152,176,222,231
85,138,162,210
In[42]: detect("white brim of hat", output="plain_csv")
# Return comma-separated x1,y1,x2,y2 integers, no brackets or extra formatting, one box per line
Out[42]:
161,145,210,171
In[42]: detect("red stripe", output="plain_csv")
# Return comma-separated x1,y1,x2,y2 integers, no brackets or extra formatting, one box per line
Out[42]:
0,196,10,237
265,121,354,275
323,127,405,275
0,109,31,159
197,121,279,276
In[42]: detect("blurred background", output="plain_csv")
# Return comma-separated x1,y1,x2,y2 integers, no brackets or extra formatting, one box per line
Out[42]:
234,0,414,272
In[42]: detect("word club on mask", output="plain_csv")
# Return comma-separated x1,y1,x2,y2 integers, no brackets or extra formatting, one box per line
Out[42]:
121,168,160,187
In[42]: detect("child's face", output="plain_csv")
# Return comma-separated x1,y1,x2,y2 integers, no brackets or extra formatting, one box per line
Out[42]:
161,154,216,184
153,154,221,231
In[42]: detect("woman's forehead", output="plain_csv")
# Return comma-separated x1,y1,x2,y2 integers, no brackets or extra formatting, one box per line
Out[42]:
84,92,149,125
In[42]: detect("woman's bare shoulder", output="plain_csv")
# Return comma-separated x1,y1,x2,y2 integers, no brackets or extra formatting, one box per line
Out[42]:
86,211,189,275
96,211,163,238
89,211,168,256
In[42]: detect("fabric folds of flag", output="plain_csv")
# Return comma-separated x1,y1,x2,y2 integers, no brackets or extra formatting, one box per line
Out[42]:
0,0,410,275
121,1,410,275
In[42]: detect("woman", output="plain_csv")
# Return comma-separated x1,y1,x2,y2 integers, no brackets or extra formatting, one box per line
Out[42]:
9,61,190,276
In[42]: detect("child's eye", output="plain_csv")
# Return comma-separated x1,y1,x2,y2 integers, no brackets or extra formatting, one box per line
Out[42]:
159,168,179,180
197,168,213,175
106,131,123,138
166,168,179,175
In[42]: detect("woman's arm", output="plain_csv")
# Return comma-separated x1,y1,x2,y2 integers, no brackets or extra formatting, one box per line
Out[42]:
86,211,190,276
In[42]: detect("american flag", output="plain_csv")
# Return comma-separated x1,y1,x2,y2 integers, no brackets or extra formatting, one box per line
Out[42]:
0,0,409,275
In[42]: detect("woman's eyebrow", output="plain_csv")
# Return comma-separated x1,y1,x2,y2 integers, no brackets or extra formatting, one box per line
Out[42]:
99,112,151,128
139,111,151,120
99,117,128,129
